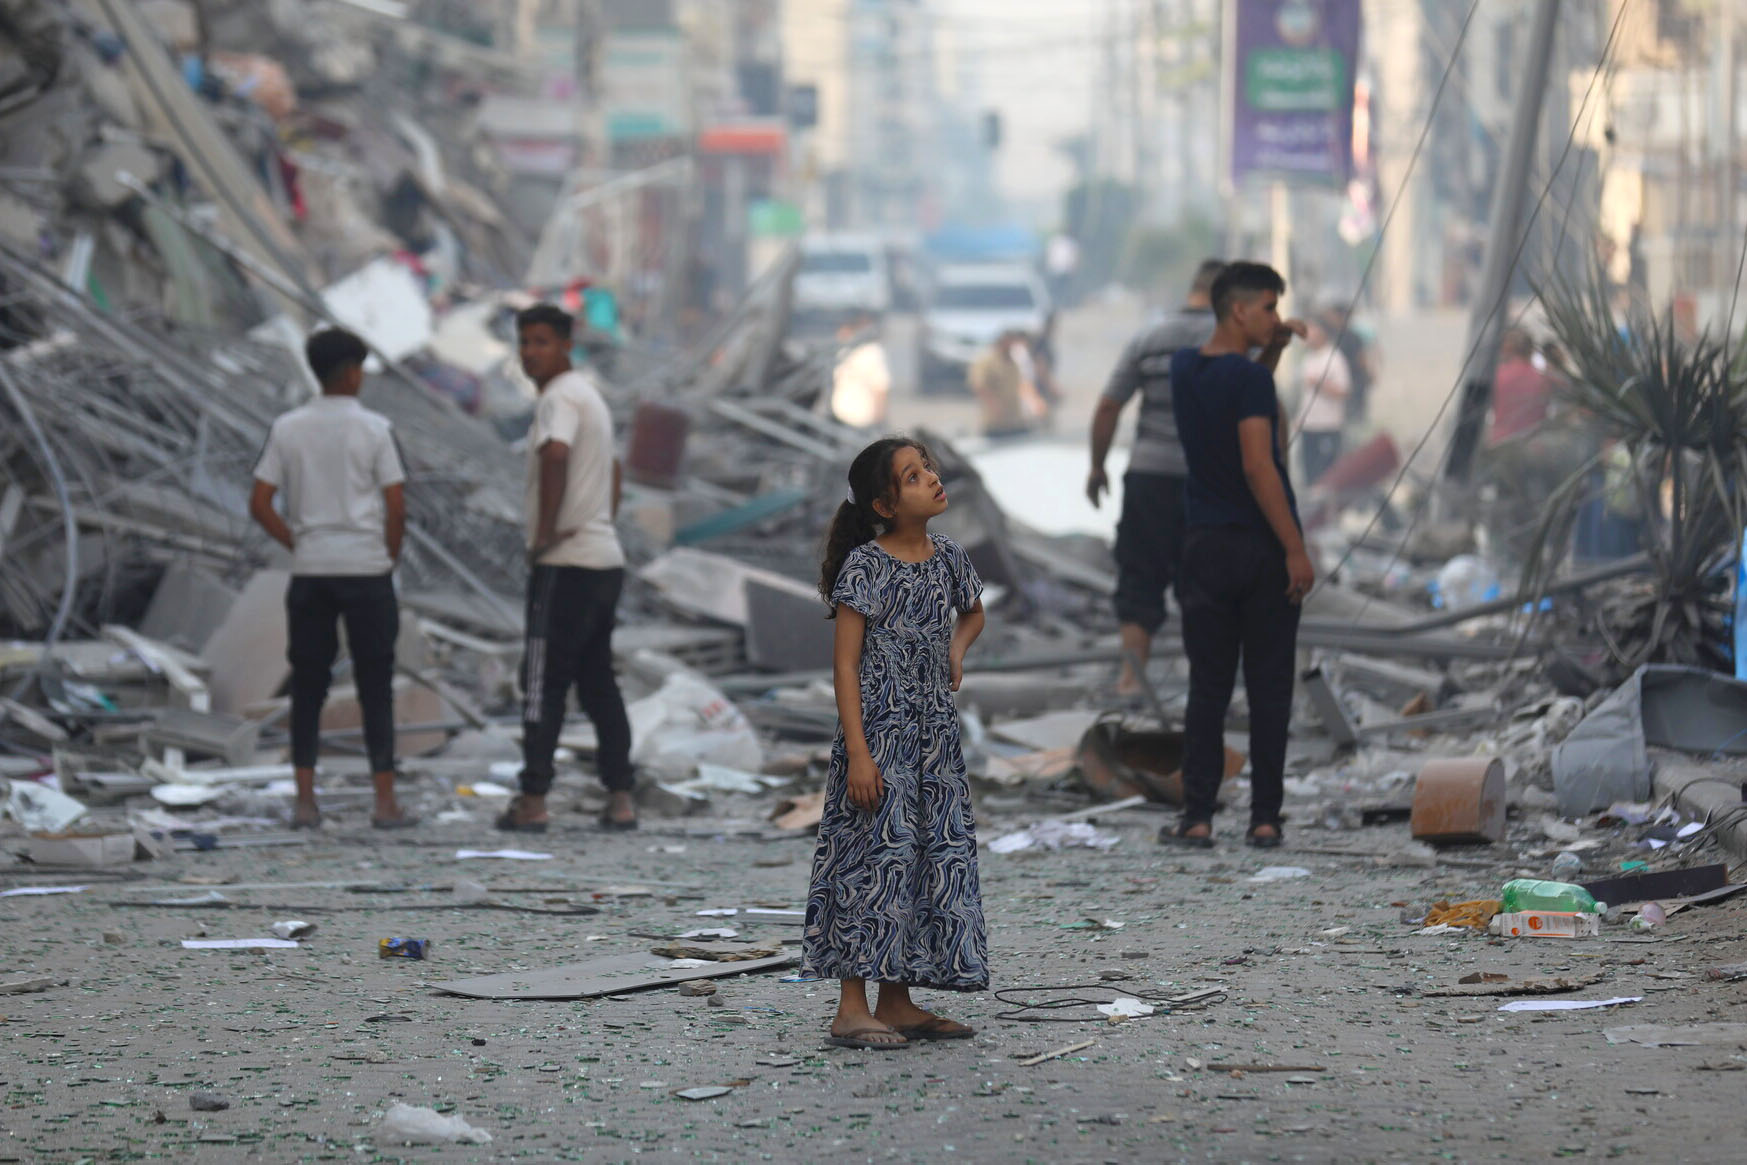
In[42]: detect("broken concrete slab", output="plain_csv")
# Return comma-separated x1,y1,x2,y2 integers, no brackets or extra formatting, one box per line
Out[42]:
139,562,239,653
200,571,291,716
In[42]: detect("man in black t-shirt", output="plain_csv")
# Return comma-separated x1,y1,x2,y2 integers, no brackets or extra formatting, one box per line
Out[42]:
1164,262,1314,851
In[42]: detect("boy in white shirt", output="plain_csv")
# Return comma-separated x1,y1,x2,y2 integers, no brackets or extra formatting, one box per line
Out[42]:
250,328,413,829
496,304,636,833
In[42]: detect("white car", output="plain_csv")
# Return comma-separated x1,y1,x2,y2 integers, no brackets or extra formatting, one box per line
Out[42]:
793,235,891,327
919,264,1050,393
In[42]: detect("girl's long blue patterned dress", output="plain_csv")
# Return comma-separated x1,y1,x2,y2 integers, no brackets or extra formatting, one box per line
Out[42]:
801,533,988,991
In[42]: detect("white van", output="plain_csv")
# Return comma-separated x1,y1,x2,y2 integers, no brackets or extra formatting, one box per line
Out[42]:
919,263,1050,392
793,234,891,328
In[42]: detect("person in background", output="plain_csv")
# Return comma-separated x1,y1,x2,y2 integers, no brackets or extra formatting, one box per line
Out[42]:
1318,301,1374,425
498,303,637,834
1029,311,1065,419
829,312,892,430
1163,262,1311,851
968,330,1032,440
250,327,413,832
1087,258,1223,697
1488,328,1554,445
1292,319,1351,488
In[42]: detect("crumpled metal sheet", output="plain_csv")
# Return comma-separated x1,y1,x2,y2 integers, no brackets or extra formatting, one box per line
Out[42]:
1552,664,1747,815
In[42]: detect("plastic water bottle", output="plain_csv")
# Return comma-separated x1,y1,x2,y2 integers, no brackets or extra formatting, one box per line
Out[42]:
1501,878,1605,915
1550,852,1583,881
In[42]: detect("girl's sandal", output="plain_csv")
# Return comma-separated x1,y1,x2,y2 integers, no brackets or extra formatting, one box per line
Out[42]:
896,1017,975,1041
826,1027,911,1051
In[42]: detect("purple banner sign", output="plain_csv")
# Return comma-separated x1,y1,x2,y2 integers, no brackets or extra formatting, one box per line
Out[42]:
1226,0,1362,187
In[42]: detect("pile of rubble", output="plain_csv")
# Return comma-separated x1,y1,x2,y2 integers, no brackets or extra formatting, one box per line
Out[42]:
4,2,1746,902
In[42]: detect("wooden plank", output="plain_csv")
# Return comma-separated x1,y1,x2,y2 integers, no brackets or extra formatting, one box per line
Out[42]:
436,951,799,1000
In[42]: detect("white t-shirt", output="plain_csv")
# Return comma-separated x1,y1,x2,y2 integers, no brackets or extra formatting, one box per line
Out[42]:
254,395,405,576
1294,345,1352,435
523,369,625,569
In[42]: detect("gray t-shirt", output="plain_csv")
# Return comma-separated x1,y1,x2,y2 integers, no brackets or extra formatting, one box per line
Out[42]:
254,396,405,576
1101,307,1215,477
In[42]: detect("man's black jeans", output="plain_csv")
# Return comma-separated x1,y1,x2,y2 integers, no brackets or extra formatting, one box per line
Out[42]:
519,564,634,795
1177,526,1302,831
286,574,398,774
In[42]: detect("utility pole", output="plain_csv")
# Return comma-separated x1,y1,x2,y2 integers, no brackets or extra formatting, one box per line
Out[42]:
574,0,606,174
1722,0,1738,264
1440,0,1561,486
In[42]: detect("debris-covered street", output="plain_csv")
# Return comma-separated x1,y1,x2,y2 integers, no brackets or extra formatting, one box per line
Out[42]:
10,0,1747,1161
8,803,1747,1162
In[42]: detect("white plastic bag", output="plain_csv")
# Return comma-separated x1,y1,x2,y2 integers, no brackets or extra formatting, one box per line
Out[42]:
630,670,764,773
380,1102,492,1145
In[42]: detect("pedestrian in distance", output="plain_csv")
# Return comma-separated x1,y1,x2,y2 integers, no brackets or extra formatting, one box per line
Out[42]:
1291,317,1351,488
1162,262,1313,851
804,436,988,1050
496,303,637,834
1088,258,1224,698
250,326,414,831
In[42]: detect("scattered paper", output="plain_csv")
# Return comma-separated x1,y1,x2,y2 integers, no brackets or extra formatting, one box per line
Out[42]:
1415,924,1467,936
151,784,225,807
990,819,1121,854
0,885,87,898
465,781,515,797
1498,997,1641,1013
1249,866,1312,883
679,928,739,940
454,849,553,861
271,920,316,940
744,908,805,917
1677,821,1704,840
697,908,738,917
181,938,300,950
1096,998,1155,1018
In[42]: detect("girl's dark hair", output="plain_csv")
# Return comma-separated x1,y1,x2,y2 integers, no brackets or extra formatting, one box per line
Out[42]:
818,436,931,616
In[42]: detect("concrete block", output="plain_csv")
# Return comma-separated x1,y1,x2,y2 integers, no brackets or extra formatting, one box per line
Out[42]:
200,571,289,715
139,562,239,656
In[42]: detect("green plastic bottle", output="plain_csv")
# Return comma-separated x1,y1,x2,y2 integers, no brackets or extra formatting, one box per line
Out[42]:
1501,879,1605,915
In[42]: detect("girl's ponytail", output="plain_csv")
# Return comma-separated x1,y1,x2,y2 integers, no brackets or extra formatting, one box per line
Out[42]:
819,498,879,616
818,435,926,616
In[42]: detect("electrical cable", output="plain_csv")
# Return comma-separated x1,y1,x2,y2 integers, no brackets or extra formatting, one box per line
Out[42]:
1288,0,1483,443
992,983,1226,1023
1310,0,1635,618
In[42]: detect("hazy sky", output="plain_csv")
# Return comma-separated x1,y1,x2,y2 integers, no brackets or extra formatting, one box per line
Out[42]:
937,0,1102,219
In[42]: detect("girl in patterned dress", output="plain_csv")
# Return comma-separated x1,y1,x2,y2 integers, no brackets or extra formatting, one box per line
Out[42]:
804,436,988,1050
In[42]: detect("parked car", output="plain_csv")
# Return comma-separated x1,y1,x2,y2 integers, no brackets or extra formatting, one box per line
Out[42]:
917,263,1050,394
792,234,891,332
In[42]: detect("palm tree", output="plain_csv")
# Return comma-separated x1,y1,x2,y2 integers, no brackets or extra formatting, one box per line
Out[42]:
1522,268,1742,673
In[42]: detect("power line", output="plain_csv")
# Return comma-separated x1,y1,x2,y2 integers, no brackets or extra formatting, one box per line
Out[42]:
1289,0,1484,440
1315,0,1635,619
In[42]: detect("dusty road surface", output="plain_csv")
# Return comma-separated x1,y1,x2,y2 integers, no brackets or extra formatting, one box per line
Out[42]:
6,785,1747,1164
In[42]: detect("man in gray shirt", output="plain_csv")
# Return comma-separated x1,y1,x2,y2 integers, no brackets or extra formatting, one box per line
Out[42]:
1087,259,1223,695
